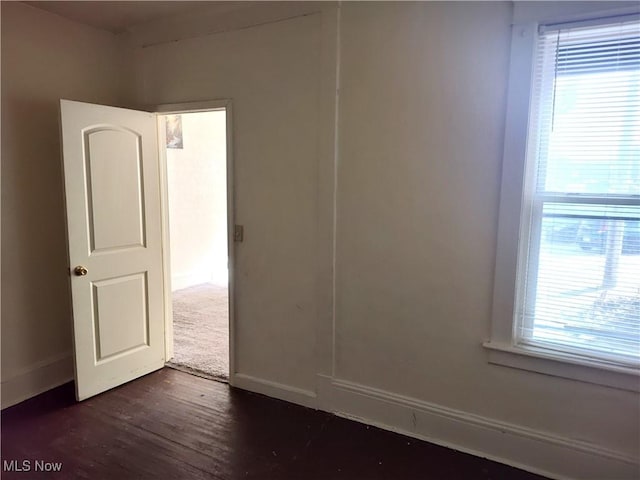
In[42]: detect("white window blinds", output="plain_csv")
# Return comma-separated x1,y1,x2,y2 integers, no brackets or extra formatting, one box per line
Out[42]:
517,17,640,365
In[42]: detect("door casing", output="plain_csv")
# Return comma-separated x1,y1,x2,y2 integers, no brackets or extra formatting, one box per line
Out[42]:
155,99,236,386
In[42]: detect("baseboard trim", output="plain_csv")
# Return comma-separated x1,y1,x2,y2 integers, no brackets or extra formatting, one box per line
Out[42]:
233,373,317,409
235,373,638,479
1,352,74,409
322,377,638,480
171,272,214,292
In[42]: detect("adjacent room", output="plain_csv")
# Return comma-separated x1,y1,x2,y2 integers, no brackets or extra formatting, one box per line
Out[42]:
163,110,230,380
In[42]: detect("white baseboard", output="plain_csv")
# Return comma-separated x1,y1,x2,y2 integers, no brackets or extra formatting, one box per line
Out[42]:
171,271,214,291
230,373,638,479
232,373,317,409
1,352,74,409
318,376,638,480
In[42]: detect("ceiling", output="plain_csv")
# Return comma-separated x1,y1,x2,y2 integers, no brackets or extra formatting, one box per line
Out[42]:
24,1,242,34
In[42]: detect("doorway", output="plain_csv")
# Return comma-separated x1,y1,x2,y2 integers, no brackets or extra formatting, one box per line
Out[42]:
159,107,231,381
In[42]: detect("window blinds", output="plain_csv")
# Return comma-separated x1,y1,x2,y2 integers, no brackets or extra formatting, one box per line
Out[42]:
519,17,640,365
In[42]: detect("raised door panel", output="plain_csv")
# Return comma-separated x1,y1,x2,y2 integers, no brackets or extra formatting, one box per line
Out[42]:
85,128,146,253
92,273,149,362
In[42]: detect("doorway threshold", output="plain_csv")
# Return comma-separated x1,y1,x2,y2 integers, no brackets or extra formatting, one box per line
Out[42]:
165,362,228,384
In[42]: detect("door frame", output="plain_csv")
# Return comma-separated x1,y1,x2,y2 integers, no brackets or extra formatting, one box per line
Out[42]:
154,99,236,386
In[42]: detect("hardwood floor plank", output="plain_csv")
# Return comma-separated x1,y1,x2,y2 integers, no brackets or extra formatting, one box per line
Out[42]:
1,368,547,480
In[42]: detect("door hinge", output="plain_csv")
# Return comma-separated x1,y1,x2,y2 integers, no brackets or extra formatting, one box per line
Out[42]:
234,225,244,243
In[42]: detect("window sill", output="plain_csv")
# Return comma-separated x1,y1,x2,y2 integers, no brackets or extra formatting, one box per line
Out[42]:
483,341,640,392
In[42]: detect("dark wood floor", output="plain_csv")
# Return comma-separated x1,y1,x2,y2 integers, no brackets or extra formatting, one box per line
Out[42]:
2,368,546,480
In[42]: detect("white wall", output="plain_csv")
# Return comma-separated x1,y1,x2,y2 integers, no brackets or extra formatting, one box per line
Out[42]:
0,2,129,408
131,8,325,392
332,2,638,478
336,2,508,397
165,111,228,290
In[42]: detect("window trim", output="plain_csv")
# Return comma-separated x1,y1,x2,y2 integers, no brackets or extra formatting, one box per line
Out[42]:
485,10,640,392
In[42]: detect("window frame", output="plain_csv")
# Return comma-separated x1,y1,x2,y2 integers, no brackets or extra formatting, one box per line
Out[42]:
485,7,640,392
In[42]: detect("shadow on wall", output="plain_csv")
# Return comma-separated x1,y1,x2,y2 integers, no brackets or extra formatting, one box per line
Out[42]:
1,95,72,373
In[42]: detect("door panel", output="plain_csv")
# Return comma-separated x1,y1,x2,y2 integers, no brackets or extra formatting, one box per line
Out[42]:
92,273,149,362
60,100,165,401
85,127,146,252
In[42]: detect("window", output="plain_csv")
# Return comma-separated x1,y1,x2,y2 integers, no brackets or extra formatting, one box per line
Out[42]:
487,12,640,390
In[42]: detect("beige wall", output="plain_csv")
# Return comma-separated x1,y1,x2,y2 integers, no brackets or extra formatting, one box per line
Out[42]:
132,11,323,391
1,2,128,407
335,0,638,458
165,111,228,290
2,1,638,476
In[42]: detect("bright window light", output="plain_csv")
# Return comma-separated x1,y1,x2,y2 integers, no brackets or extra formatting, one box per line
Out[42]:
517,18,640,365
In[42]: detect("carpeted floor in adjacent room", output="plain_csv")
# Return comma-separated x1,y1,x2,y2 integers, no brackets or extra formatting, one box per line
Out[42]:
168,283,229,380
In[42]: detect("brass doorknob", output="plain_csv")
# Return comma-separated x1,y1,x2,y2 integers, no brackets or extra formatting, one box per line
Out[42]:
74,266,88,276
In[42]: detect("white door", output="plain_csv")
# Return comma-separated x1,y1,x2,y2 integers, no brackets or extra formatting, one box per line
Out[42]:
60,100,165,401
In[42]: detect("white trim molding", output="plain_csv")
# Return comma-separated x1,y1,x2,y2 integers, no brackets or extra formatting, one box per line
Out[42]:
1,352,74,410
155,98,237,386
484,342,640,392
232,374,317,410
182,371,640,479
316,375,639,480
